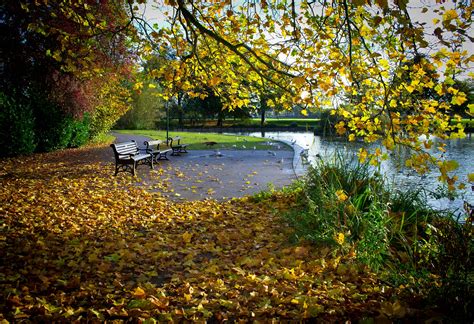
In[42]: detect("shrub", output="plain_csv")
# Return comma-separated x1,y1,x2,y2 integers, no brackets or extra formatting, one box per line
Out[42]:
0,92,37,156
284,153,473,319
89,78,131,140
285,153,391,269
33,95,74,152
115,86,164,130
69,113,90,148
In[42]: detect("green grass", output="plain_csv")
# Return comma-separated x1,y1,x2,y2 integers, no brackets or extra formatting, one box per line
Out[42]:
234,118,320,128
253,118,320,128
113,129,291,150
454,118,474,127
156,118,321,128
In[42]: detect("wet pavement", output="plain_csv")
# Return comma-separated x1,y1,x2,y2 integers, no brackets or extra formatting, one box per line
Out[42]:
111,132,299,201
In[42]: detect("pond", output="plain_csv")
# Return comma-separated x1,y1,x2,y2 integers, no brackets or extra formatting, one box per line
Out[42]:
239,131,474,217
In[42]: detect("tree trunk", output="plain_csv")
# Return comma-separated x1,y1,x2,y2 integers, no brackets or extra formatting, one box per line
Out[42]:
216,110,223,127
177,93,184,127
260,97,266,127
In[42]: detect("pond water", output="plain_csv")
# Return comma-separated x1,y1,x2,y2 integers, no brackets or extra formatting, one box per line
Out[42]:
240,131,474,217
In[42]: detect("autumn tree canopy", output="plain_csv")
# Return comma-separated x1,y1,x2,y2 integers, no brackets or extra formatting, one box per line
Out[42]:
0,1,136,155
5,0,474,185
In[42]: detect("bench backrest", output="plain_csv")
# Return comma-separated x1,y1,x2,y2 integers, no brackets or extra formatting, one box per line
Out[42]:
110,141,139,158
144,140,165,150
167,136,182,146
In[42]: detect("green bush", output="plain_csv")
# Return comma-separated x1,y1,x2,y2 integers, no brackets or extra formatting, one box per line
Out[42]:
285,153,473,319
32,92,91,152
286,153,391,269
69,113,91,148
0,92,37,156
33,96,73,152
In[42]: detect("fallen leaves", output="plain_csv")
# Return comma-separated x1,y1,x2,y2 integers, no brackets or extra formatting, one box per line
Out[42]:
0,146,413,321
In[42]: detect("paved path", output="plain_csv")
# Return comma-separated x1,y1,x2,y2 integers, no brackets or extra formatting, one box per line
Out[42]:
110,132,299,201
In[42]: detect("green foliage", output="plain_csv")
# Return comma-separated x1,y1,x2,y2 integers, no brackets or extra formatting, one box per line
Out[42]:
69,114,91,148
88,133,115,145
0,91,92,155
428,219,473,319
89,79,131,140
285,153,390,269
33,94,74,152
250,182,304,203
286,154,474,319
115,86,164,130
0,92,36,156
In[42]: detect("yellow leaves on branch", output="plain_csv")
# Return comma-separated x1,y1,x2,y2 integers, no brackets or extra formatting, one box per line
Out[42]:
442,9,459,22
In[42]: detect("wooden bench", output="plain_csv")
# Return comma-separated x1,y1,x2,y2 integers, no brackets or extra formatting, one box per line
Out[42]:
110,140,153,176
144,140,172,162
167,136,188,155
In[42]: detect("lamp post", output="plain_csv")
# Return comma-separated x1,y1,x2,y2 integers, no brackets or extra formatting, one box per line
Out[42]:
166,101,170,146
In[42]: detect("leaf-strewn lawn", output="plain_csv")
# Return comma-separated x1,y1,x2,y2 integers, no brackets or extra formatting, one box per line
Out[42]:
0,145,439,321
113,129,290,150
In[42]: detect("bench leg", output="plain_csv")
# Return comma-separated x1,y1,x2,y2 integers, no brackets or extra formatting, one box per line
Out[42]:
171,148,180,156
158,152,169,160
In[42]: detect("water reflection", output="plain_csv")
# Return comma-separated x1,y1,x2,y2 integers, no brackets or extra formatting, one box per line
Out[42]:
242,131,474,215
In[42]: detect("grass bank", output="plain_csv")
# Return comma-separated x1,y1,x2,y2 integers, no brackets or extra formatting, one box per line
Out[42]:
281,153,473,321
113,129,291,150
154,118,320,129
247,118,320,128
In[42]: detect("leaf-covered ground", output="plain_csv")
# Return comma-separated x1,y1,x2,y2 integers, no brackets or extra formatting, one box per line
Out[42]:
1,146,427,322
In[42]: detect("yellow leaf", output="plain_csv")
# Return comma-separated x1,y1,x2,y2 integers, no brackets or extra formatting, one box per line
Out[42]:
132,287,146,299
404,85,415,93
334,232,345,245
148,83,157,89
451,93,467,106
444,160,459,172
335,190,348,202
443,9,458,21
468,104,474,115
358,148,368,163
379,58,389,70
301,109,308,116
468,173,474,182
335,121,346,135
293,76,306,86
182,231,192,244
133,82,143,91
208,76,221,86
